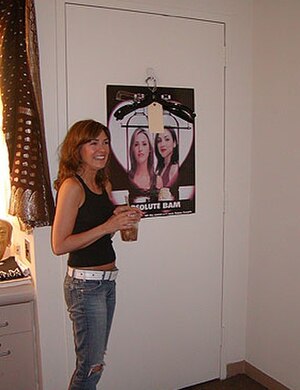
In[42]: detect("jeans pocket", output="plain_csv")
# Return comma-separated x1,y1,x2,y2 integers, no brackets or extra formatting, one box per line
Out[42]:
78,279,103,294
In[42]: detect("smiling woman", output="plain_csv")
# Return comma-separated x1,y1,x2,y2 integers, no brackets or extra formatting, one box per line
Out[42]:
51,119,143,389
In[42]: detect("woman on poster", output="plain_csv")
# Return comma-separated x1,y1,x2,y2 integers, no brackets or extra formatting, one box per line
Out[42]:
128,127,159,203
155,127,179,200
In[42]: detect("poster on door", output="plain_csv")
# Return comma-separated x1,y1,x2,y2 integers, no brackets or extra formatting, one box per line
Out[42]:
107,84,196,218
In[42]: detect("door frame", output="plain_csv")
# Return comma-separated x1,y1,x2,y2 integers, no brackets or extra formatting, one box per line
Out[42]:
55,0,228,381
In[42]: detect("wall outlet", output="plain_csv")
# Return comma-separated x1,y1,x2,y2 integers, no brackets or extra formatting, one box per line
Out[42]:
25,239,31,262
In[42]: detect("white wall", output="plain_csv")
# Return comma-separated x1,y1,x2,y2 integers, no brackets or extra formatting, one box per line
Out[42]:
247,1,300,389
34,0,252,388
34,1,69,389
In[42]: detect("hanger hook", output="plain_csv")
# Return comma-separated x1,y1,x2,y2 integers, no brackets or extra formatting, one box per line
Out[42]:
145,76,157,93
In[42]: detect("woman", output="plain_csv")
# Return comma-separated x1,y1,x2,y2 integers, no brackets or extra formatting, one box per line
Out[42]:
155,127,179,191
128,127,158,203
52,119,142,390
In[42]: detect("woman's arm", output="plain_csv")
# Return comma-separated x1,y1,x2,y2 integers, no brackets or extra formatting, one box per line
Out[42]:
51,178,140,255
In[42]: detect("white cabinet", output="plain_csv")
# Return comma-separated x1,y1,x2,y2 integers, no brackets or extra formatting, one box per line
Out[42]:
0,290,38,389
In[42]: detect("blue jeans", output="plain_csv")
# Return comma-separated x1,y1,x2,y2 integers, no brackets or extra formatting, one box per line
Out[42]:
64,274,116,390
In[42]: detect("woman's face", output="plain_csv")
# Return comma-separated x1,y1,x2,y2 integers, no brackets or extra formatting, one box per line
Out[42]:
156,129,176,159
79,131,110,172
133,132,150,165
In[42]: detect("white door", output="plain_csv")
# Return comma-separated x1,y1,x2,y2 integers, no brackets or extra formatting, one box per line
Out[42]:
64,4,225,390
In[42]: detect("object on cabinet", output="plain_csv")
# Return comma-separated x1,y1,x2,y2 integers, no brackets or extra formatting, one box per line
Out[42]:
0,256,31,282
0,256,32,288
0,219,12,260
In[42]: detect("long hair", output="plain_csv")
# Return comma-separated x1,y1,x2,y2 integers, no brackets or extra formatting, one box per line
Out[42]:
54,120,111,191
128,128,154,182
155,127,179,175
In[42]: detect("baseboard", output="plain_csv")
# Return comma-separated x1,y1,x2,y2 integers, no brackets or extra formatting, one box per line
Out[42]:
227,360,291,390
227,360,246,378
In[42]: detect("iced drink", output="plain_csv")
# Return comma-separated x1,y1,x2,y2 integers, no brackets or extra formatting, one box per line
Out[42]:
121,222,138,242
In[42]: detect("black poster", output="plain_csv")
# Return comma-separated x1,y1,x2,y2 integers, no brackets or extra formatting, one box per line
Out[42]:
107,85,195,218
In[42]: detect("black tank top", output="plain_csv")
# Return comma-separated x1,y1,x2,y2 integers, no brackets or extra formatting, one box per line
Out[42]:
68,175,116,268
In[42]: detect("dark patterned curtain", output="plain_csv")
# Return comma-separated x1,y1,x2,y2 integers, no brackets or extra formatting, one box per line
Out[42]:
0,0,54,231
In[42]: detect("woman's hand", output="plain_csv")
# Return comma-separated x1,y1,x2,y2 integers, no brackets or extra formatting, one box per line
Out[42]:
113,205,144,217
105,207,143,234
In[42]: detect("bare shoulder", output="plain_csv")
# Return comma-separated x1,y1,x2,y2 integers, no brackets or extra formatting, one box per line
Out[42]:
58,176,85,207
63,176,82,187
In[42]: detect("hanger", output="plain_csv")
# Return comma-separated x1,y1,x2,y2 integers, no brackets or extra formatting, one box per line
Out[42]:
113,81,196,124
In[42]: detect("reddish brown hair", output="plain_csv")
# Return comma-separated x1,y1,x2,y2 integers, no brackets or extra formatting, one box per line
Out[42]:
54,120,111,191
